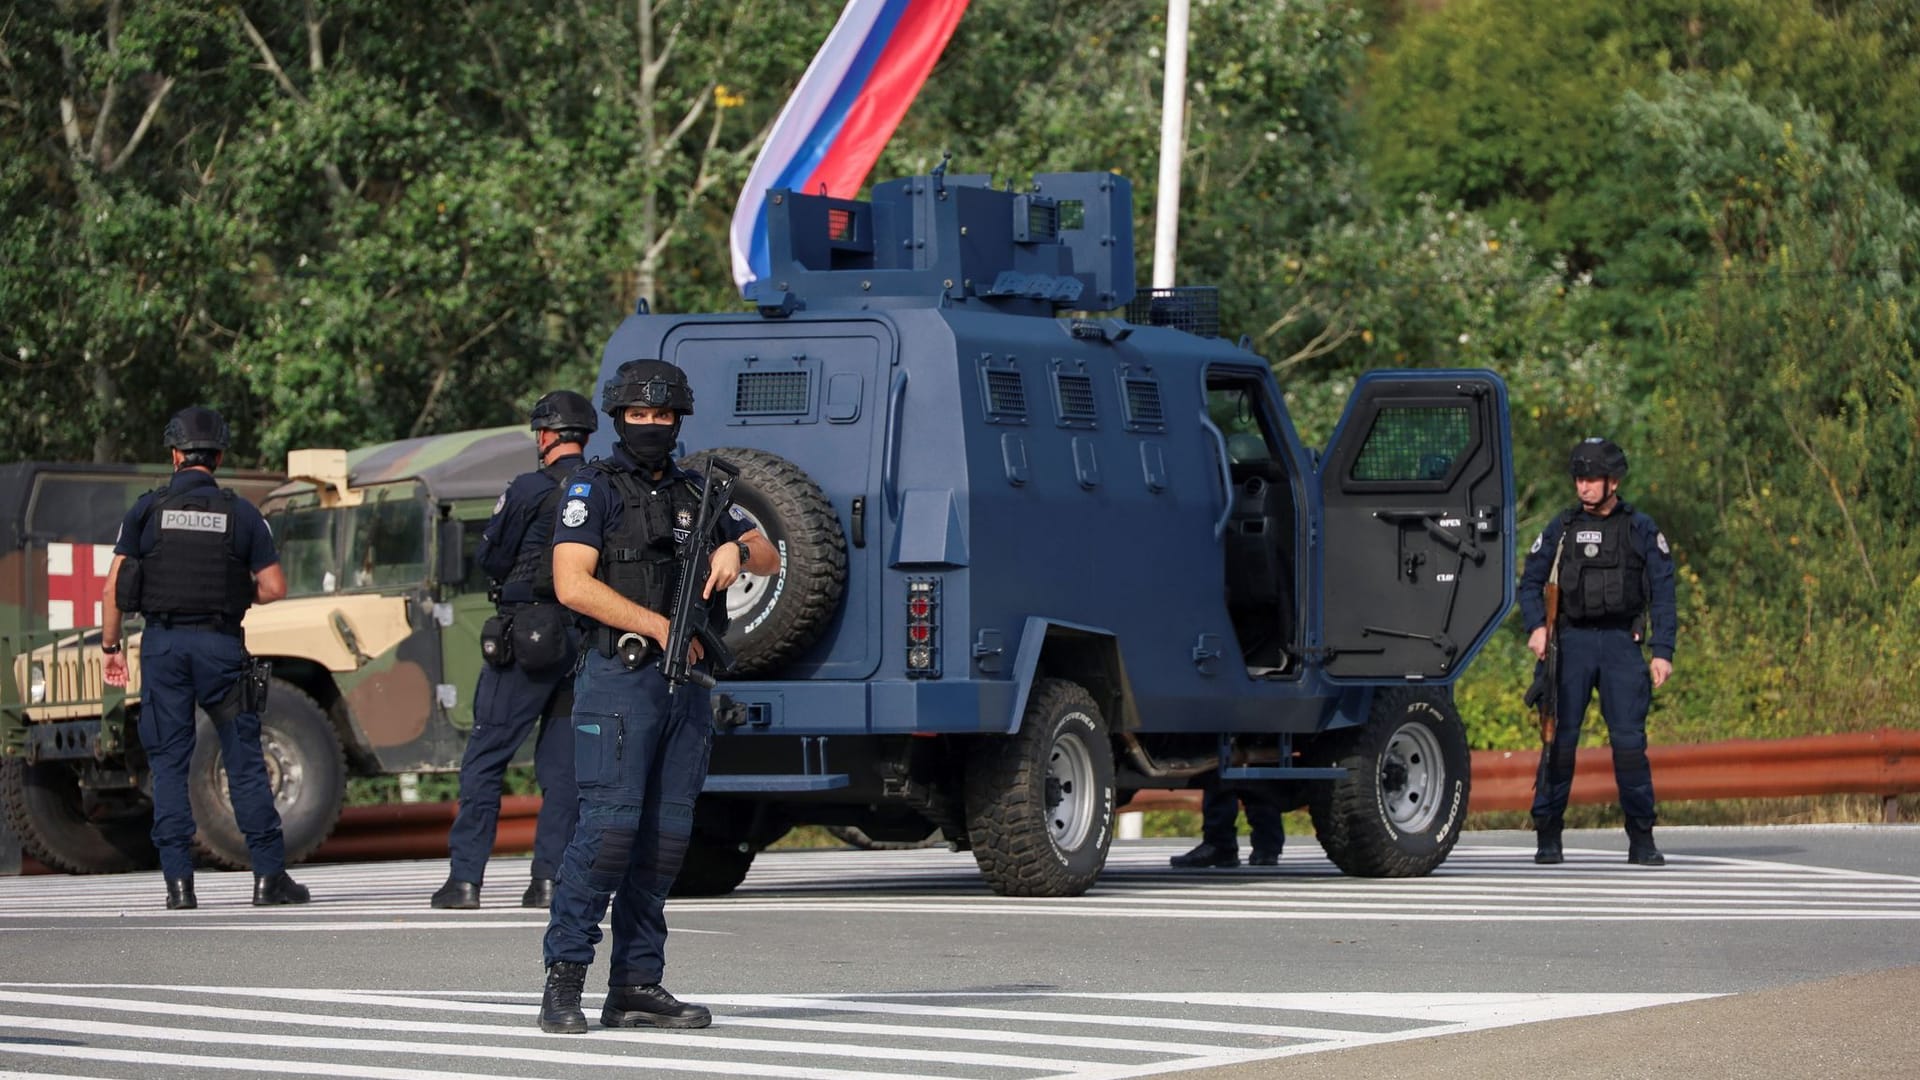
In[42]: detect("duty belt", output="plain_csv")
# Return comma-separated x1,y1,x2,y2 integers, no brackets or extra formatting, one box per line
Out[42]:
148,614,243,637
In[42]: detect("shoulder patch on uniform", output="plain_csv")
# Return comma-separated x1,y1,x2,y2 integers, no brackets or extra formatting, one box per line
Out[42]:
1656,531,1670,556
728,504,748,522
1529,533,1543,554
567,482,591,498
561,499,589,528
492,493,506,515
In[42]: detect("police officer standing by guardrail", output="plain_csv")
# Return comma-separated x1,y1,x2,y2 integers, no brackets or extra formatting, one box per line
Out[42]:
535,360,775,1034
1521,437,1677,867
99,407,310,910
431,392,594,911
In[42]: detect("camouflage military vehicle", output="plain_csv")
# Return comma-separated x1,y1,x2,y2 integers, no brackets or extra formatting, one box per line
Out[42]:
0,430,532,873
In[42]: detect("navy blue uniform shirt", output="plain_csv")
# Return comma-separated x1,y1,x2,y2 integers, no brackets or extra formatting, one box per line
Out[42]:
114,469,278,572
1518,500,1677,661
476,452,584,601
549,446,751,559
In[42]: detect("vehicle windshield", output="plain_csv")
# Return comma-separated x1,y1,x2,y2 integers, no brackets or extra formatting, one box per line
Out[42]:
266,482,430,596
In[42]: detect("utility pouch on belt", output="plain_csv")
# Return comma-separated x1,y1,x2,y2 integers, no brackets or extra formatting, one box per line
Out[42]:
510,603,570,673
244,658,272,713
480,613,514,668
114,557,143,615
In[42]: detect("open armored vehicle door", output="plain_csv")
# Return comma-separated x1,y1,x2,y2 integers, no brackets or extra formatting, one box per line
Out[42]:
1315,370,1514,683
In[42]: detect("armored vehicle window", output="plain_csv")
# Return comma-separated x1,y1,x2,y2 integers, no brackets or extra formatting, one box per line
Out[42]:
735,369,812,416
343,483,429,590
268,501,343,598
1122,377,1165,432
980,365,1028,424
1053,371,1097,427
27,475,157,544
1350,406,1471,483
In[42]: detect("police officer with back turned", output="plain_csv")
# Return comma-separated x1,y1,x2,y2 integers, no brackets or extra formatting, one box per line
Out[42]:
430,391,592,911
536,360,775,1034
100,407,311,910
1521,437,1677,867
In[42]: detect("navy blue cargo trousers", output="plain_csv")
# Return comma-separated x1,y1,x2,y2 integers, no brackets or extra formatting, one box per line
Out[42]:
542,650,714,986
1531,625,1657,827
446,655,580,886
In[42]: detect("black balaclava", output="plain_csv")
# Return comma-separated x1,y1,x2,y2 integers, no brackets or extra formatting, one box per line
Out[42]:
616,415,681,471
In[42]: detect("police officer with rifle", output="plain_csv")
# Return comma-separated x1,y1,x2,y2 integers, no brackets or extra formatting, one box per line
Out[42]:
99,407,311,909
535,360,774,1034
430,391,593,911
1521,437,1677,867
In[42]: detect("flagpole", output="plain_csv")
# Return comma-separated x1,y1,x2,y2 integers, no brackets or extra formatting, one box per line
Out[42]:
1150,0,1190,290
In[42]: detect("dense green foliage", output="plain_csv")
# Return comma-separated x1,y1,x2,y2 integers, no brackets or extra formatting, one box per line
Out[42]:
4,0,1914,754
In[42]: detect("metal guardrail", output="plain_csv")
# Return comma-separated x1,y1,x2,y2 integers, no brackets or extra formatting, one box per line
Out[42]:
10,731,1919,873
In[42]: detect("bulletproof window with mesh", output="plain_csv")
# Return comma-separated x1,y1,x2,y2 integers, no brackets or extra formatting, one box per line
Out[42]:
1350,406,1471,482
1055,372,1097,424
734,370,811,416
984,369,1027,421
1123,377,1165,430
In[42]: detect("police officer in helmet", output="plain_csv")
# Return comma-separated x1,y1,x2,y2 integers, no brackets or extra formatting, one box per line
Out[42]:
430,391,593,911
536,359,775,1033
1520,437,1677,867
100,406,311,909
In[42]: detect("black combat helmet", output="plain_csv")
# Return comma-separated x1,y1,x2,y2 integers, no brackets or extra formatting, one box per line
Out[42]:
528,390,599,435
1569,437,1628,479
163,406,231,451
601,359,694,417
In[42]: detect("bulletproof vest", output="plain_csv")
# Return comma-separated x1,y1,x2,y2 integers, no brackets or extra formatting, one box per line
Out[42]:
1555,506,1646,622
502,459,576,604
136,485,254,620
593,461,730,632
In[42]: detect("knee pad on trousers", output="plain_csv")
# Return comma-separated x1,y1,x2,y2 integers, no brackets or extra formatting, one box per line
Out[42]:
646,800,697,896
583,806,643,893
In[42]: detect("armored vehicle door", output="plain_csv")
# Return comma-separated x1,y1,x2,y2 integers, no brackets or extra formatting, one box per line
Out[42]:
1315,371,1513,683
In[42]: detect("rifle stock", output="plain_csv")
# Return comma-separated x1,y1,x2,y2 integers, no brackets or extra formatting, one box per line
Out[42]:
660,457,741,694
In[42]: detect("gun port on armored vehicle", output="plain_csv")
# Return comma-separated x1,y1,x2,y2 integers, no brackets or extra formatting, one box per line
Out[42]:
0,431,537,873
597,167,1517,897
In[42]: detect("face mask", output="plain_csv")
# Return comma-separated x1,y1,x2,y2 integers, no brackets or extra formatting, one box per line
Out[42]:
620,420,678,469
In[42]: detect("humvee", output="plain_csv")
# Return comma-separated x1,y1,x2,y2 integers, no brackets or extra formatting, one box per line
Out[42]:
598,168,1517,897
0,430,532,873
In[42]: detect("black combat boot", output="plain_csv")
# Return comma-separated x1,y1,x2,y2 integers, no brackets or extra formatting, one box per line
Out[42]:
1533,820,1564,865
602,983,712,1029
253,870,311,906
521,877,555,909
1248,847,1282,867
539,961,590,1034
1626,820,1666,866
165,878,197,910
430,878,482,909
1169,842,1240,869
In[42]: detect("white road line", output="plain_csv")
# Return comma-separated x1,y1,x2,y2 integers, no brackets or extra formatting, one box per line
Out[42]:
0,1013,942,1080
689,994,1381,1040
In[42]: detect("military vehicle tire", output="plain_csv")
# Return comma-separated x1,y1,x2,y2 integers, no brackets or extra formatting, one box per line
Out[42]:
189,680,345,870
965,678,1116,897
1308,687,1470,877
0,756,158,874
688,448,847,676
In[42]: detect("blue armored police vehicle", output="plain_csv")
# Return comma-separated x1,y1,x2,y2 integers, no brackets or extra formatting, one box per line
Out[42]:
593,167,1514,897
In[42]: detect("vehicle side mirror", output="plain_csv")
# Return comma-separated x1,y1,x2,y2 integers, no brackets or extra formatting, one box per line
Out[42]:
436,519,467,586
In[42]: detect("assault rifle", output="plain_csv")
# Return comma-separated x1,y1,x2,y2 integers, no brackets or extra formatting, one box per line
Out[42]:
659,456,741,694
1524,524,1569,796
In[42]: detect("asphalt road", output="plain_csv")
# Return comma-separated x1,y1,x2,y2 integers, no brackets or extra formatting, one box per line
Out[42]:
1,824,1916,1079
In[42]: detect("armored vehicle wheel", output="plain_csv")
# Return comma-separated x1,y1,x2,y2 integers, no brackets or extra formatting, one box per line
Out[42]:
1308,687,1470,877
0,756,158,874
668,797,790,897
189,680,345,870
687,448,847,676
965,678,1116,897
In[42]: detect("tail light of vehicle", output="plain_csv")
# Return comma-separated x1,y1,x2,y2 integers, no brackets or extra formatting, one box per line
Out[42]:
906,578,941,679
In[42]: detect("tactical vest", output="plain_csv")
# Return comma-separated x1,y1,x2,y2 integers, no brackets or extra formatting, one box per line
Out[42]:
592,461,729,633
1555,506,1646,622
502,458,577,604
136,485,254,620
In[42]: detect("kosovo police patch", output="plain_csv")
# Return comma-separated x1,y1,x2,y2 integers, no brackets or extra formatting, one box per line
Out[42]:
561,499,589,528
493,494,506,515
1529,533,1543,554
567,483,591,498
728,505,748,522
1656,532,1670,556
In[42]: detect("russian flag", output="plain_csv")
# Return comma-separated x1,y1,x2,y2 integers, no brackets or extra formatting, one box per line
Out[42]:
730,0,970,292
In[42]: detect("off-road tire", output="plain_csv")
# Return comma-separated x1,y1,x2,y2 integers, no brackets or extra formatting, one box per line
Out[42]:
668,835,757,898
686,448,847,676
0,756,157,874
965,678,1116,897
189,680,345,870
1308,687,1470,877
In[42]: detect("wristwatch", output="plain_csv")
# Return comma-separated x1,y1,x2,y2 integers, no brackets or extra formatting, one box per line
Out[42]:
100,642,123,655
735,540,753,568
